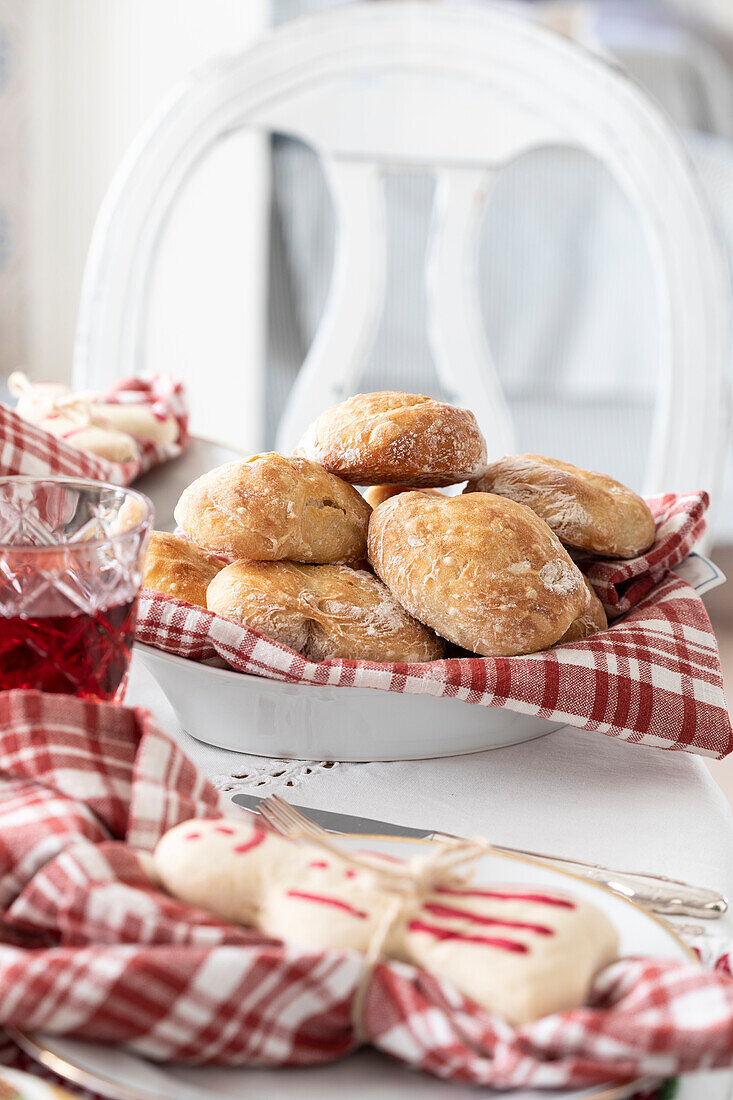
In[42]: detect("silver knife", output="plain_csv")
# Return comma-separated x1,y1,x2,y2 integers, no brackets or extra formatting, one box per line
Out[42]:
233,793,432,838
231,792,727,919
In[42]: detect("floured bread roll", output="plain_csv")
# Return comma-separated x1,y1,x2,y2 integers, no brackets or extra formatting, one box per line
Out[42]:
175,453,371,563
368,492,589,657
207,560,444,662
144,531,222,608
154,818,619,1026
466,455,655,559
296,392,488,487
559,577,608,644
363,485,443,509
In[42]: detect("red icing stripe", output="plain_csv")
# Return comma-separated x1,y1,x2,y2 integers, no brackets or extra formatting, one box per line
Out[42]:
185,832,201,841
214,826,235,835
309,861,329,869
436,887,575,909
408,919,529,953
423,901,553,936
287,891,368,920
233,829,266,854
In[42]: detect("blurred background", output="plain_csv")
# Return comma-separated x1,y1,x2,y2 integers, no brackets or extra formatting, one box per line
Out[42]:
0,0,731,775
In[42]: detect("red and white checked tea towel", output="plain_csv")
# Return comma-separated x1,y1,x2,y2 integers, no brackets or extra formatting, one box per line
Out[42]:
0,374,188,485
0,689,732,1092
137,490,733,758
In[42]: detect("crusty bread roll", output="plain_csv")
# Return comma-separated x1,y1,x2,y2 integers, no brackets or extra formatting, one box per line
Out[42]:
558,577,607,644
296,392,488,486
368,492,589,657
363,484,444,509
174,453,371,563
206,560,444,663
466,454,655,559
144,531,222,607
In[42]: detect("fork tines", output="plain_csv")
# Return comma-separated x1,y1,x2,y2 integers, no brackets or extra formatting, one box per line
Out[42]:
259,794,328,840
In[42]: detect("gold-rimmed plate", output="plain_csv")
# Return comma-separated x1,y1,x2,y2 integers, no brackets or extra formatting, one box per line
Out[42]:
11,838,692,1099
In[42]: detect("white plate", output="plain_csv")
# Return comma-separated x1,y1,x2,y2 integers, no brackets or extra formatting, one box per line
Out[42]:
132,437,561,761
14,839,691,1100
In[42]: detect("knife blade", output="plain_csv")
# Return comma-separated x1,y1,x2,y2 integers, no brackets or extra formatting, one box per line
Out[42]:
232,792,434,839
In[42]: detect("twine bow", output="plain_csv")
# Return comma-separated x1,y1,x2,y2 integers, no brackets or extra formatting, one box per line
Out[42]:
9,372,100,427
284,826,492,1042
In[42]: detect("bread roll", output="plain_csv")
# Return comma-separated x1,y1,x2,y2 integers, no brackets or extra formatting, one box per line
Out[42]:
363,485,443,509
466,454,655,559
558,577,607,644
206,560,444,663
144,531,222,607
174,453,371,563
156,817,619,1027
368,492,589,657
296,391,487,486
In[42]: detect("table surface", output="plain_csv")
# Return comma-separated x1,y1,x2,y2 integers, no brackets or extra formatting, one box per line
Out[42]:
127,653,733,933
125,652,733,1098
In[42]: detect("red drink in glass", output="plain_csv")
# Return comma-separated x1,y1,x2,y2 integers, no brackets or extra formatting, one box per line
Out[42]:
0,478,152,701
0,599,138,699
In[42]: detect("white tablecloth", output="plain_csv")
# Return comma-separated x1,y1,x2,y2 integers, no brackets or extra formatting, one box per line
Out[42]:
127,652,733,931
126,650,733,1098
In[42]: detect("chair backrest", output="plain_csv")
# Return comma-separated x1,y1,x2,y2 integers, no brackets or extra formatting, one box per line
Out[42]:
73,1,731,501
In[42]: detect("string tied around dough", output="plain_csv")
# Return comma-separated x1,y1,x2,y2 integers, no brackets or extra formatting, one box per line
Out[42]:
281,823,493,1042
9,372,100,427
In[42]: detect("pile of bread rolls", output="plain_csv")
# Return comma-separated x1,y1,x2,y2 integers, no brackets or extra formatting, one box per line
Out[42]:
144,392,656,663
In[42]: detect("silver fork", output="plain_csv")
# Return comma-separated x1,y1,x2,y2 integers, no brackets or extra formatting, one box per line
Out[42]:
257,794,726,921
260,794,335,843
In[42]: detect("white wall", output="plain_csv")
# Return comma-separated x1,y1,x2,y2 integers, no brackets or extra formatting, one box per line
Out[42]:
24,0,269,449
672,0,733,33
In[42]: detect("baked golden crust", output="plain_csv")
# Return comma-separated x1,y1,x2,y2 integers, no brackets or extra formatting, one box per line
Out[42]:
143,531,222,608
363,484,443,509
296,392,488,486
466,454,655,559
368,492,589,657
558,577,608,644
174,453,371,563
206,560,445,663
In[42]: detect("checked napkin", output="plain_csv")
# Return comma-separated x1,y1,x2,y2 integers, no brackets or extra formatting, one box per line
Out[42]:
0,689,733,1093
0,374,188,486
137,489,733,758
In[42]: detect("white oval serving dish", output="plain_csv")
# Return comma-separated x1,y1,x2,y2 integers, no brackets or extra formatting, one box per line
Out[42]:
134,641,561,761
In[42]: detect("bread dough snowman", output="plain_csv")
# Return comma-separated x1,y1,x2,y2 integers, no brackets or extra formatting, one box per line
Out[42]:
154,818,618,1026
9,374,178,463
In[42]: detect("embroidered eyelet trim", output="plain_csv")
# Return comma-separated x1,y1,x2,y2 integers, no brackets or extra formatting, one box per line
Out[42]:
211,758,339,794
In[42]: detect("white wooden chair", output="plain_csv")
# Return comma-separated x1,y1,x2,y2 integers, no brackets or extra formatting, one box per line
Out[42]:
73,1,731,505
